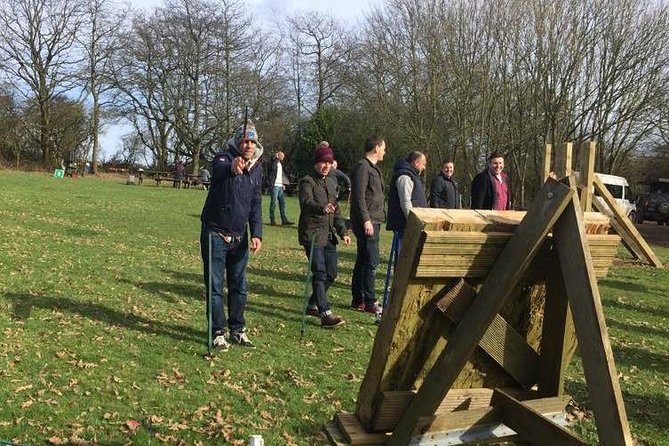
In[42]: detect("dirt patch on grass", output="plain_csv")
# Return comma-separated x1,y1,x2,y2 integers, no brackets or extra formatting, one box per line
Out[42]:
635,222,669,248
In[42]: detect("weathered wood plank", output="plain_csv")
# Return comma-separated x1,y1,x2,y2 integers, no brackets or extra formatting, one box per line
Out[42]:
553,192,634,446
436,278,540,389
387,179,575,446
593,175,663,267
543,143,552,183
554,142,573,178
579,141,596,212
335,413,388,445
537,256,576,397
490,389,587,445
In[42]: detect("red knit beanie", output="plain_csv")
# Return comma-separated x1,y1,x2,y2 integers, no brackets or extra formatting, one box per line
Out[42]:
314,145,334,163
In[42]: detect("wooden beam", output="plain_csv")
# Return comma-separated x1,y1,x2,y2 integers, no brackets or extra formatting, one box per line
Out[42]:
537,255,576,397
355,212,435,430
491,389,587,445
593,175,663,267
553,191,634,446
387,179,575,446
436,279,540,389
579,141,596,212
554,142,573,178
543,143,552,183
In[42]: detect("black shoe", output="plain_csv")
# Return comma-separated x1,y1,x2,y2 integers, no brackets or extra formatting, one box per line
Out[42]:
281,221,294,225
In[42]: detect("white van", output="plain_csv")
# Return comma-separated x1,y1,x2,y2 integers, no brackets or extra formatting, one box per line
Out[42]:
594,173,638,222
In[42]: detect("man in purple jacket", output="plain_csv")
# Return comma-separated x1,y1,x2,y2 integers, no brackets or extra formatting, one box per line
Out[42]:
200,120,264,350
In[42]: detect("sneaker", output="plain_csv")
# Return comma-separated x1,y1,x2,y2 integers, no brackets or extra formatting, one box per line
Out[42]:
212,333,229,351
321,314,345,328
230,330,254,348
305,307,320,317
364,302,382,314
350,302,365,312
281,220,294,225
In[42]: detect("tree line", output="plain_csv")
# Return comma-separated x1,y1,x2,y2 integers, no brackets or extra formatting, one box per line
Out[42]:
1,0,668,205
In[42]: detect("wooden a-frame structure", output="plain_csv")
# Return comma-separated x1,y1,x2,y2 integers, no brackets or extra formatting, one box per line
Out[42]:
325,143,654,445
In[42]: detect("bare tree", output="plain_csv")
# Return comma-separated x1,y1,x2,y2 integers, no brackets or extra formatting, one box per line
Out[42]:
0,0,83,166
76,0,128,174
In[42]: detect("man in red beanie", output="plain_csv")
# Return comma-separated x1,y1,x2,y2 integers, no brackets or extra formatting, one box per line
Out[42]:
297,144,350,328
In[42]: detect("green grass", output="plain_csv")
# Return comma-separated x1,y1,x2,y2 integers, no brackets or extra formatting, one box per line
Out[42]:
0,170,667,445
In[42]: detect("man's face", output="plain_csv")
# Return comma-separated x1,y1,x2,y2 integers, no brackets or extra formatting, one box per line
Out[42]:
376,141,386,161
489,156,504,175
413,154,427,173
442,162,454,177
315,161,332,177
276,151,285,161
240,139,257,161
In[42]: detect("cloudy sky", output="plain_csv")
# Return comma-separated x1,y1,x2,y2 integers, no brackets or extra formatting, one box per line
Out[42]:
99,0,380,159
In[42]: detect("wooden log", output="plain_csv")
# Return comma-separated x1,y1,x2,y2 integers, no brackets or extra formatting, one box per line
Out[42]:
593,175,662,267
387,179,575,446
553,192,634,445
490,390,587,445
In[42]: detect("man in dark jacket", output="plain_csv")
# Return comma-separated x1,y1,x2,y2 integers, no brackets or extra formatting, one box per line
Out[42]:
429,160,460,209
298,145,350,328
471,151,511,210
387,151,427,238
200,119,263,350
350,135,386,314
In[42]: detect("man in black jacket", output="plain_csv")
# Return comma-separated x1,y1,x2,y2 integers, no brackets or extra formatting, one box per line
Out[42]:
350,135,386,314
200,120,263,350
298,145,350,328
471,151,511,210
429,160,460,209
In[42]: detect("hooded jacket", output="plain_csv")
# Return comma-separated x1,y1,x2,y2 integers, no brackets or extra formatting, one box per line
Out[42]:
297,171,349,247
200,137,264,239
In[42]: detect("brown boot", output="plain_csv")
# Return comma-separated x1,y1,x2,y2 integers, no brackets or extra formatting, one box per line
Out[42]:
321,314,345,329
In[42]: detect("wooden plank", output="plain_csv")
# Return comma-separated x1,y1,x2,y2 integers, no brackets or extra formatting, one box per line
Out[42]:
422,394,571,433
324,420,350,446
436,279,540,389
490,389,587,445
579,141,596,212
387,179,575,446
554,142,573,178
593,176,662,267
543,143,552,183
335,413,388,445
355,212,436,430
538,255,576,397
553,192,634,446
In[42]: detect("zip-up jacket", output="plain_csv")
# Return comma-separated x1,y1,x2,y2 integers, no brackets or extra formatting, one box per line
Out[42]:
350,158,385,230
298,171,349,247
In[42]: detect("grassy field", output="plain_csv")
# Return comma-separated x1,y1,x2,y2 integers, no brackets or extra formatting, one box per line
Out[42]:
0,170,667,445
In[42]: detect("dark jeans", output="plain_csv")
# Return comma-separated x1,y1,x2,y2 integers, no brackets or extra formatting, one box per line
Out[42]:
305,238,338,313
270,186,289,224
201,225,249,335
351,223,381,306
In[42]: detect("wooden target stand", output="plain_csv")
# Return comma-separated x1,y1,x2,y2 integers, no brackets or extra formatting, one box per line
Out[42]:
325,143,659,445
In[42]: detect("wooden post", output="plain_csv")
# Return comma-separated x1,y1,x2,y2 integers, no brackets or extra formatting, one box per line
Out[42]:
592,176,663,267
387,179,574,445
554,142,573,178
553,187,634,446
579,141,596,212
543,143,552,183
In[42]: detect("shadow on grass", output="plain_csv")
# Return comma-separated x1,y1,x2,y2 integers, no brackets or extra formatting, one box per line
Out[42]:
605,298,669,319
599,278,648,293
121,279,202,302
250,266,304,283
607,318,668,338
65,228,101,237
613,344,669,374
565,379,669,434
7,292,202,343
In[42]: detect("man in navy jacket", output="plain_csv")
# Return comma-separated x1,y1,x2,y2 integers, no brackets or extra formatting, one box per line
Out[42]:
200,120,263,350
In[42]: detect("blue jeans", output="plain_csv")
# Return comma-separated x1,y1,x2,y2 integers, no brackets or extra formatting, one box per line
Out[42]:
351,224,381,306
270,186,289,224
306,238,338,313
201,225,249,335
